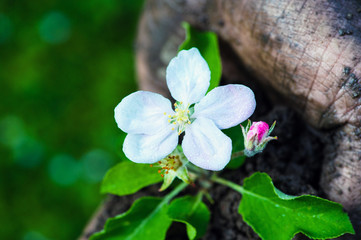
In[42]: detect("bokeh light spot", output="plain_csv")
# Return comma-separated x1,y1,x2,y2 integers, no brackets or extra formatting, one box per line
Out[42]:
0,13,13,44
39,11,71,44
23,231,49,240
0,116,44,168
13,137,44,168
48,154,81,186
0,116,26,148
81,149,114,183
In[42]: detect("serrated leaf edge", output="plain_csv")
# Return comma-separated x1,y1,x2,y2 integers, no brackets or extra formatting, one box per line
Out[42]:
240,172,355,240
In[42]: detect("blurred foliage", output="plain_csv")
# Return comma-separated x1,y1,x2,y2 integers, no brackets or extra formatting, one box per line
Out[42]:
0,0,144,239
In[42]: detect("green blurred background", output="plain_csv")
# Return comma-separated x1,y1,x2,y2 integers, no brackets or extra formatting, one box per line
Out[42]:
0,1,144,239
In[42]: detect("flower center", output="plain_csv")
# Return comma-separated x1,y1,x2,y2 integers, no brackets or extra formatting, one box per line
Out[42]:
165,101,192,135
152,155,183,177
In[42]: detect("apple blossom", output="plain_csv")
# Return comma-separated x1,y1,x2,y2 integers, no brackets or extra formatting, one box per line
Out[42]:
114,48,256,171
154,146,192,191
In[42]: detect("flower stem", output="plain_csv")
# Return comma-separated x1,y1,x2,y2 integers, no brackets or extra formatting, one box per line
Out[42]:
231,150,245,159
191,191,204,213
163,182,188,203
202,190,214,204
211,174,244,194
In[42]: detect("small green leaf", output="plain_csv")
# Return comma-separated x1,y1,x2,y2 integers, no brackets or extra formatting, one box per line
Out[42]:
101,160,162,196
90,197,172,240
179,22,221,92
238,172,355,240
91,182,188,240
224,121,246,169
168,195,210,240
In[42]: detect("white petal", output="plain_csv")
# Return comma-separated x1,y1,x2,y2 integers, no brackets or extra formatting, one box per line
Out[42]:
182,117,232,171
166,48,210,104
123,128,178,164
114,91,174,135
192,84,256,129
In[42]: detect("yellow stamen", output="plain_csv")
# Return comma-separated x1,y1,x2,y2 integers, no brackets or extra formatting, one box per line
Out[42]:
167,101,192,136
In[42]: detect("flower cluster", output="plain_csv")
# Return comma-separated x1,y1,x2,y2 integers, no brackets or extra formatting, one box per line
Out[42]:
114,48,256,171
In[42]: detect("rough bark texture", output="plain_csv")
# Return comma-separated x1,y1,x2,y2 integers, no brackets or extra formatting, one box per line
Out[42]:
81,0,361,239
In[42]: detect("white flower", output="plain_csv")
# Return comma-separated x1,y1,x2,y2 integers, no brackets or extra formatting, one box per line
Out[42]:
114,48,256,171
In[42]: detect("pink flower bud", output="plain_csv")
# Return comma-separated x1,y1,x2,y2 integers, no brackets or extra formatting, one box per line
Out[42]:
247,121,270,143
241,120,277,157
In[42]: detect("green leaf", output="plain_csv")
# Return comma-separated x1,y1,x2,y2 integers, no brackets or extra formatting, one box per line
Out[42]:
238,172,355,240
91,182,188,240
223,121,246,169
179,22,221,92
101,160,162,196
167,195,210,240
90,197,172,240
